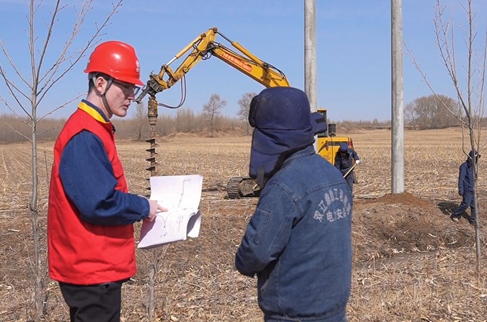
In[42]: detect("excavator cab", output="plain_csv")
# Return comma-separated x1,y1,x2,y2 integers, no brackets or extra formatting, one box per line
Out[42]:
314,108,353,164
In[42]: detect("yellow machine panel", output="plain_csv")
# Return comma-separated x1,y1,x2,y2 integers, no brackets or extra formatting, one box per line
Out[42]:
316,108,354,164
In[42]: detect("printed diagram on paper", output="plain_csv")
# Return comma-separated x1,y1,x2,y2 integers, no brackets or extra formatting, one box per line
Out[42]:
138,175,203,249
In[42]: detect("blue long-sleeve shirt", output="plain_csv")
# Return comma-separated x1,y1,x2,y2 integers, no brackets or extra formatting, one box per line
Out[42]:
59,102,150,226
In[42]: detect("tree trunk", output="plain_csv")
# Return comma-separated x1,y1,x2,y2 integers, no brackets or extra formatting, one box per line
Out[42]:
30,119,44,321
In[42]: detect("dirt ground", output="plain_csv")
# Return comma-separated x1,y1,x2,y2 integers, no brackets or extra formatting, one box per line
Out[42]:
1,128,487,321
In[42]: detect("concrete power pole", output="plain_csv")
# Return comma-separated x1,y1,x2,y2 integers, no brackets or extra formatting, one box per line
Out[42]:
391,0,405,194
304,0,317,113
305,0,318,150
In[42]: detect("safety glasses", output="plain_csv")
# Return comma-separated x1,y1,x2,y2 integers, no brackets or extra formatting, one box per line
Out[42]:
112,80,142,97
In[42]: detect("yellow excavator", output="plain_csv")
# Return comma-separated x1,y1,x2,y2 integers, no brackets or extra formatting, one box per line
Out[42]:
315,108,354,163
135,27,354,198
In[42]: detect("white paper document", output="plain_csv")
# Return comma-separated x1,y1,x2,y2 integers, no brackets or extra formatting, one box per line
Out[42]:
137,174,203,249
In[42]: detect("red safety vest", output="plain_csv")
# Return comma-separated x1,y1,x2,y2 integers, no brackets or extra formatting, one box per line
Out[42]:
48,103,136,284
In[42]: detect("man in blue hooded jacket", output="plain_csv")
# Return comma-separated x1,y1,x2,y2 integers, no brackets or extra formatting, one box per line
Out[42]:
450,150,480,226
334,143,360,192
235,87,352,322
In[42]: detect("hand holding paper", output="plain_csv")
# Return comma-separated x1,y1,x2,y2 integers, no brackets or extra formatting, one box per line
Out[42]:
138,175,203,249
145,199,167,222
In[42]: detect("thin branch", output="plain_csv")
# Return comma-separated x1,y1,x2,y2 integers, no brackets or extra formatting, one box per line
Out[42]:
0,95,30,124
35,0,65,91
0,118,30,141
479,17,487,115
433,0,479,130
434,1,465,108
38,92,84,122
404,42,466,126
0,37,31,88
29,0,37,95
0,65,33,118
37,1,87,91
36,0,123,107
0,65,30,105
466,0,473,133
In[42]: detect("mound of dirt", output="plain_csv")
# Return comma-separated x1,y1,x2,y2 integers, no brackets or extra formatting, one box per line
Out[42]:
352,191,480,262
375,191,433,207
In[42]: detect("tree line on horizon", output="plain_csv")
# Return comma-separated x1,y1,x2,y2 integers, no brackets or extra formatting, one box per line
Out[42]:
0,93,467,145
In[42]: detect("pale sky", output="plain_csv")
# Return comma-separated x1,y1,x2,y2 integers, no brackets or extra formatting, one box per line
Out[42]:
0,0,486,122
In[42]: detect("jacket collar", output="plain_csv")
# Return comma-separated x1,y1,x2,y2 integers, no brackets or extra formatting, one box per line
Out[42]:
78,99,110,123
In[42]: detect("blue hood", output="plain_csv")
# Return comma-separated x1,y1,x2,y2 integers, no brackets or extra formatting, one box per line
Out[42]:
249,87,326,186
467,150,480,167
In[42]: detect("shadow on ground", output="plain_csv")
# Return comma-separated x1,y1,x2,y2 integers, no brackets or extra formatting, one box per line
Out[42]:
437,201,456,216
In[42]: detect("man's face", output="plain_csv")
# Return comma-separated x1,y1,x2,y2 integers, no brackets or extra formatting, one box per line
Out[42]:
105,79,140,118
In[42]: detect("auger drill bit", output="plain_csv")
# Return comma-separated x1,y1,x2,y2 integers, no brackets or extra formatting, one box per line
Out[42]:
145,96,159,196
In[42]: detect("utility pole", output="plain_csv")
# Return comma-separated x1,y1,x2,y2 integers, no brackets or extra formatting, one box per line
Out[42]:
305,0,318,149
391,0,405,194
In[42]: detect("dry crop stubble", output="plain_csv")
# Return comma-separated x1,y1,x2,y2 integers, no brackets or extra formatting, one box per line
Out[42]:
0,128,487,321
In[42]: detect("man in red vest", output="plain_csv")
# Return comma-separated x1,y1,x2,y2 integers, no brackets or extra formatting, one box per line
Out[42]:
48,41,165,322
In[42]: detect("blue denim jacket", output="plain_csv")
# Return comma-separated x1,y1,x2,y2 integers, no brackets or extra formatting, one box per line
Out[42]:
236,146,353,322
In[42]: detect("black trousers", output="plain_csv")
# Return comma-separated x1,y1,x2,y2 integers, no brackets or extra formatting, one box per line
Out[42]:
59,282,122,322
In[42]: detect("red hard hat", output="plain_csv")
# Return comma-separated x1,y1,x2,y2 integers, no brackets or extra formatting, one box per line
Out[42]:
84,41,144,86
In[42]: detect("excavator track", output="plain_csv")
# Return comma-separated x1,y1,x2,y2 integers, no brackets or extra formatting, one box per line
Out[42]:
226,176,261,199
226,177,243,199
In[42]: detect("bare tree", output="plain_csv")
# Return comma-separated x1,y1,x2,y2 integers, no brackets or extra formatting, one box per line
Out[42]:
202,93,226,137
405,94,460,129
406,0,486,278
237,92,257,135
176,107,196,133
134,102,148,140
404,101,417,129
0,1,122,320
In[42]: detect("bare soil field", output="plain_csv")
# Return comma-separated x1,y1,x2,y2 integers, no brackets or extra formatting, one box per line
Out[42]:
1,127,486,321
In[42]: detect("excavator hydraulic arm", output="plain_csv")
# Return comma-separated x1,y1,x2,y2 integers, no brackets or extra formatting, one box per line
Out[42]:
135,27,290,198
135,27,289,105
